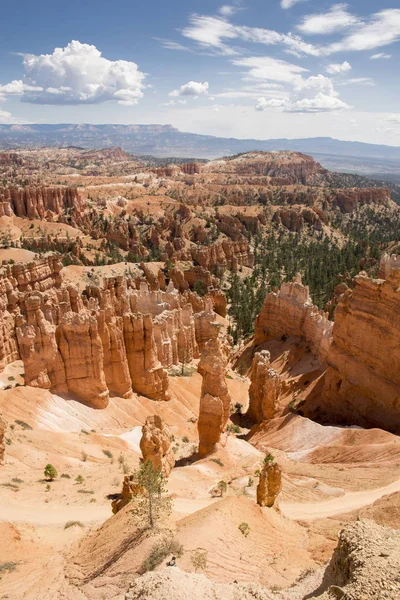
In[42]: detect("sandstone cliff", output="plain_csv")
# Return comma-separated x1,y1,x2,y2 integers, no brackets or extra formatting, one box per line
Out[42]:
197,332,232,457
247,351,281,423
140,415,175,476
254,275,333,364
316,256,400,433
0,185,82,219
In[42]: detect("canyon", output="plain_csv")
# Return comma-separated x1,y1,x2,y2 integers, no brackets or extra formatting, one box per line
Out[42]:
0,148,399,600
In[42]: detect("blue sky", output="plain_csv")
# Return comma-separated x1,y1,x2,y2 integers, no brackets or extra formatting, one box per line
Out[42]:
0,0,399,144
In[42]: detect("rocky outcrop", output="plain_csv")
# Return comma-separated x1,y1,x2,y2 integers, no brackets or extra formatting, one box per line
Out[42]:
0,185,82,219
0,413,5,465
111,475,143,514
332,187,390,213
318,257,400,433
256,461,282,508
315,520,400,600
254,275,333,364
272,207,322,232
197,333,232,457
140,415,175,476
247,351,281,423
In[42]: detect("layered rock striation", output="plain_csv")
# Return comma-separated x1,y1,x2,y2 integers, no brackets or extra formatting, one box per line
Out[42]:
0,185,82,219
0,413,5,465
254,275,333,364
319,255,400,433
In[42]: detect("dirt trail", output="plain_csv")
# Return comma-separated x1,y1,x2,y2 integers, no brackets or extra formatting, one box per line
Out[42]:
280,478,400,520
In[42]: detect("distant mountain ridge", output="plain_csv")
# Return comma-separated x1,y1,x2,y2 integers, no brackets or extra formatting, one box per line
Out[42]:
0,124,399,178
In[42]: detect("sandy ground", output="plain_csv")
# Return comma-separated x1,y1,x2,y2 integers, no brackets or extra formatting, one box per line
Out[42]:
1,363,400,599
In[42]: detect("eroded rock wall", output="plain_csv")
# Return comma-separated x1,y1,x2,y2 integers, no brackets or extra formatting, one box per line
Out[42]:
0,185,82,219
254,275,333,364
247,351,281,423
320,258,400,433
140,415,175,476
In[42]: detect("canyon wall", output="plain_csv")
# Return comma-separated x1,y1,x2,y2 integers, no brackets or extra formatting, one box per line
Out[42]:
254,275,333,364
318,255,400,433
0,186,82,219
0,413,4,465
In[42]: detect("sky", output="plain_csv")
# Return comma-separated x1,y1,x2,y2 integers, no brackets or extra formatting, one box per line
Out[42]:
0,0,399,144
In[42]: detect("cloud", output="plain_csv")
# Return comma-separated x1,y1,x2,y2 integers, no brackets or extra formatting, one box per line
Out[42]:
340,77,375,86
219,5,237,17
169,81,209,97
370,52,392,60
0,41,145,105
327,9,400,53
297,4,359,36
385,115,400,124
181,14,321,56
248,67,350,114
255,97,288,110
288,93,350,112
233,56,308,84
325,61,352,74
0,109,24,124
155,38,190,51
281,0,307,9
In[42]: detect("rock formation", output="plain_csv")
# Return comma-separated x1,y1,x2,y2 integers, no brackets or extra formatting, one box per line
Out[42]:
0,254,222,408
315,520,400,600
256,461,282,508
140,415,175,476
247,351,281,423
111,475,143,514
0,413,5,465
254,275,333,364
197,333,232,457
0,185,82,219
317,255,400,433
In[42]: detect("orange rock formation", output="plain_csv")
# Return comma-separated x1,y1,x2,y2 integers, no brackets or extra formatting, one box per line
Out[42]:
256,461,282,508
247,351,281,423
140,415,175,476
197,332,232,457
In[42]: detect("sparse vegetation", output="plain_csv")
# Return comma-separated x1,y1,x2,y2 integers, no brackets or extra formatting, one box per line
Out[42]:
44,464,57,481
141,536,184,573
64,520,84,530
210,458,224,467
75,475,84,484
130,460,172,529
238,522,250,537
102,449,113,460
190,549,208,573
15,420,32,430
0,562,17,574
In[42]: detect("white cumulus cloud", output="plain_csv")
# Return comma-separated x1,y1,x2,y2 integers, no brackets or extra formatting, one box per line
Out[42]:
288,93,350,113
297,4,359,36
1,41,145,105
255,97,288,110
169,81,209,97
325,61,352,74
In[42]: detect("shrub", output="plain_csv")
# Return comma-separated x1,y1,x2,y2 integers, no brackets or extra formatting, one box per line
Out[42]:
0,562,17,574
75,475,84,484
248,477,254,487
182,436,189,444
11,478,23,484
44,464,57,481
81,451,88,462
238,522,250,537
190,549,208,573
102,449,113,460
210,458,224,467
15,420,32,430
64,520,84,530
61,473,71,479
263,453,275,465
77,489,94,494
141,537,184,573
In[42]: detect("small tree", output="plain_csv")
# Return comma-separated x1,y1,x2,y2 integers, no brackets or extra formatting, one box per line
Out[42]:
263,453,275,465
191,549,208,573
44,464,57,481
238,522,250,537
217,480,227,497
131,460,172,529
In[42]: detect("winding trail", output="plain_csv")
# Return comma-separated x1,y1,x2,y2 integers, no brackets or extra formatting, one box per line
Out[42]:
280,478,400,520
